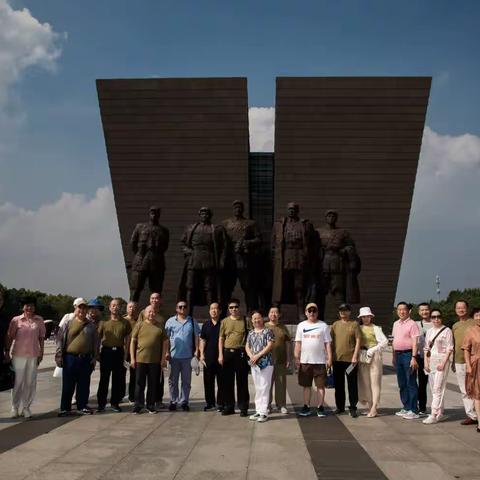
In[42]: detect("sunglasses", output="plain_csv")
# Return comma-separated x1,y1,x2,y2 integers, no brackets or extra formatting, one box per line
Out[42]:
431,315,442,319
307,308,318,313
177,304,187,309
229,305,239,309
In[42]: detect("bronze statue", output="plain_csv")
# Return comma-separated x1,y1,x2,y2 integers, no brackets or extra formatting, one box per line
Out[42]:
178,207,227,315
316,209,361,310
222,200,262,313
271,202,316,321
129,206,169,302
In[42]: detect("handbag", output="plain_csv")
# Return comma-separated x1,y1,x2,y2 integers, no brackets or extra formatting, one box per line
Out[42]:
359,349,373,364
426,327,447,358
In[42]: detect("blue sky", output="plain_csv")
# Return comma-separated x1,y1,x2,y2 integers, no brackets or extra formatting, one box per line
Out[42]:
1,0,479,303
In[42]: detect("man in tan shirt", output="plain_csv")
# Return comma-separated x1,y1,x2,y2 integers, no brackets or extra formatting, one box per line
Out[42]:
452,299,477,425
137,292,167,409
218,298,250,416
130,305,168,414
96,298,131,412
56,298,99,416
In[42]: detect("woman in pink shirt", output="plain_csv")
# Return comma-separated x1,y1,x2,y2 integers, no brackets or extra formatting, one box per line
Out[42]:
6,297,45,419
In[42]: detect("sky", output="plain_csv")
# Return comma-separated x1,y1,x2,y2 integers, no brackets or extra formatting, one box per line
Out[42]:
0,0,479,304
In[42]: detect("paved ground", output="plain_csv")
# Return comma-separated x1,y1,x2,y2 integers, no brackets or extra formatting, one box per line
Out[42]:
1,342,480,480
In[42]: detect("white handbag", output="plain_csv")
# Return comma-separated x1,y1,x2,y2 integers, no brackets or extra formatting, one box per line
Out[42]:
359,350,373,364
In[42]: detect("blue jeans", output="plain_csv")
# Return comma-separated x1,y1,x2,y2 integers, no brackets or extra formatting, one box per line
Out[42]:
395,351,418,412
61,353,92,411
169,357,192,405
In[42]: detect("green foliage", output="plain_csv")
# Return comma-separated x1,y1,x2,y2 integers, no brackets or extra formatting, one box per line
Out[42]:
0,283,127,322
389,288,480,330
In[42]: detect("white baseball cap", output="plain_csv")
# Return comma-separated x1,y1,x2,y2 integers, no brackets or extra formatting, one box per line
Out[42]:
73,297,88,308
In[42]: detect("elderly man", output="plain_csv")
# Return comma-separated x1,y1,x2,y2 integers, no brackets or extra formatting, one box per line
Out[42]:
56,298,99,416
392,302,420,420
165,301,200,411
87,298,105,326
452,299,477,425
137,292,166,409
294,302,332,417
130,305,168,414
97,298,131,412
124,301,139,403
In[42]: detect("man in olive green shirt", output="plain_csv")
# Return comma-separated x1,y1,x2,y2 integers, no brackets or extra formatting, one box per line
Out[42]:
130,305,168,413
452,299,477,425
137,292,167,409
266,306,291,413
96,298,131,412
56,298,99,416
331,303,361,417
218,298,250,416
124,301,139,403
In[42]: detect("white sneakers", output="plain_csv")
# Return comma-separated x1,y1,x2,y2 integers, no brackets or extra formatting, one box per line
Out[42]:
395,409,408,417
22,407,32,419
249,412,269,422
280,407,288,414
402,411,420,420
10,407,31,419
422,415,437,424
10,407,19,418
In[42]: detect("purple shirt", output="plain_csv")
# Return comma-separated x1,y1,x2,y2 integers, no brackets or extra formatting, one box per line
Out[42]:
8,314,45,358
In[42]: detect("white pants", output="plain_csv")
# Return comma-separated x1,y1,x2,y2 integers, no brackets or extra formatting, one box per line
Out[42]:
12,356,38,411
455,363,477,420
428,356,450,417
358,352,383,409
251,365,273,416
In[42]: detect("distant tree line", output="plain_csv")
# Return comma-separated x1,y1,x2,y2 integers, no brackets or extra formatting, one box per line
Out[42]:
0,283,125,321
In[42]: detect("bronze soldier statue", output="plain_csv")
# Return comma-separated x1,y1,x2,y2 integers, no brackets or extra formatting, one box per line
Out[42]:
178,207,227,316
222,200,262,313
271,202,316,321
129,206,169,302
316,209,361,311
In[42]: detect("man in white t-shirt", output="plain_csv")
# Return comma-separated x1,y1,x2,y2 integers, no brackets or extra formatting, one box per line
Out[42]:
294,302,332,417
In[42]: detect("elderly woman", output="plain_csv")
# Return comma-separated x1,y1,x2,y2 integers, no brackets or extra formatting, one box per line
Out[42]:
246,311,274,423
422,308,453,424
265,306,291,414
357,306,388,418
463,307,480,432
6,297,45,419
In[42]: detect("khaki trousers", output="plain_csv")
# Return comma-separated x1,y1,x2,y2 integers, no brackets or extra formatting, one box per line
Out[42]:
358,352,382,408
269,364,287,408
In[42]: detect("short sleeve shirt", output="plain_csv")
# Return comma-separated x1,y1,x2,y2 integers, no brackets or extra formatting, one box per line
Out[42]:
331,320,361,362
219,316,248,349
200,319,222,364
453,318,476,363
165,316,201,359
131,321,164,364
8,315,45,358
416,320,434,358
265,322,291,365
392,318,420,351
98,318,131,348
295,320,331,364
247,328,274,367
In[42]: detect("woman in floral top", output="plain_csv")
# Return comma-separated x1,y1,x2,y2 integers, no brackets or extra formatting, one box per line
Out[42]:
246,312,274,423
423,308,454,424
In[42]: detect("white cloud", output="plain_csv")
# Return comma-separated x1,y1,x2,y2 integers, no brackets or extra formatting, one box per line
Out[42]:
0,186,129,298
0,0,64,105
249,107,275,152
420,126,480,176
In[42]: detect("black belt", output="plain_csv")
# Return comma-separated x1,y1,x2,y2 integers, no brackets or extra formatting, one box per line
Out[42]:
225,348,244,353
66,352,91,358
395,349,413,354
102,346,123,351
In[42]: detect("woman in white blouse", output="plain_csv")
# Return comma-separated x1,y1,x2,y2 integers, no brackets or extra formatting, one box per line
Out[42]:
423,308,454,424
357,307,388,418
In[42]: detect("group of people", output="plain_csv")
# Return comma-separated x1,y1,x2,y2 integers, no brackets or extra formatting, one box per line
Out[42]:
3,291,480,431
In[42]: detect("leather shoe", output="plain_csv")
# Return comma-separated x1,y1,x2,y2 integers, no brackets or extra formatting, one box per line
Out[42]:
460,417,478,425
221,409,235,416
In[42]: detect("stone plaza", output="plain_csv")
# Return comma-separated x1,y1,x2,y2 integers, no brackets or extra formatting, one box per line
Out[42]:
1,340,480,480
